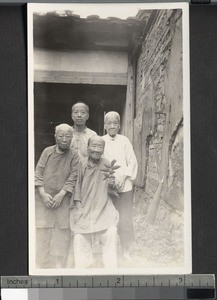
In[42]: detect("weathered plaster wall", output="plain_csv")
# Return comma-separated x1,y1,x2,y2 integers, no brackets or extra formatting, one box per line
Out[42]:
134,9,183,225
34,49,128,85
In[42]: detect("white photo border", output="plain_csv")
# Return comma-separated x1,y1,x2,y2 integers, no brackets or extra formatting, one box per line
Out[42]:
28,2,191,275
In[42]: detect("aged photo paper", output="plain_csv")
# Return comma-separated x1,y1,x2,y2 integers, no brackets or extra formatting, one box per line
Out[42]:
28,2,191,275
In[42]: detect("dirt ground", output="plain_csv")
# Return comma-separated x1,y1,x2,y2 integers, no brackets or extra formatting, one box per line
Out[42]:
117,192,184,269
49,190,184,269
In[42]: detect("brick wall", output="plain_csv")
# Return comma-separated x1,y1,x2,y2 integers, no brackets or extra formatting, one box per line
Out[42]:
133,9,183,226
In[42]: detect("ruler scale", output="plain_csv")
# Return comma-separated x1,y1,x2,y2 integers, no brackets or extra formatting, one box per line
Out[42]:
1,275,215,299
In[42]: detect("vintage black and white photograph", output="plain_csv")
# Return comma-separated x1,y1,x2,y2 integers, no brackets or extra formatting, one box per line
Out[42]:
28,3,191,275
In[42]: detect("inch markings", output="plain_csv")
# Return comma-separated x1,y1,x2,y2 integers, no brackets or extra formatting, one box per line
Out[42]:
1,275,215,289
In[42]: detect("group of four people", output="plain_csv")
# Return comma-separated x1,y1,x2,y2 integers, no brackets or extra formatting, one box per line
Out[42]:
35,102,138,269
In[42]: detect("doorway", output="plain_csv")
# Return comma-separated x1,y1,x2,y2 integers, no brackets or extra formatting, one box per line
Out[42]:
34,82,127,162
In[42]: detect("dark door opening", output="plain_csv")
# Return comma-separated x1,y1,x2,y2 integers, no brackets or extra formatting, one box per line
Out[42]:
34,82,127,162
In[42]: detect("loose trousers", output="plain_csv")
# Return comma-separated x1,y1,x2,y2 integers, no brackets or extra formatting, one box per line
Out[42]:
36,227,70,268
74,226,117,268
113,190,135,251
